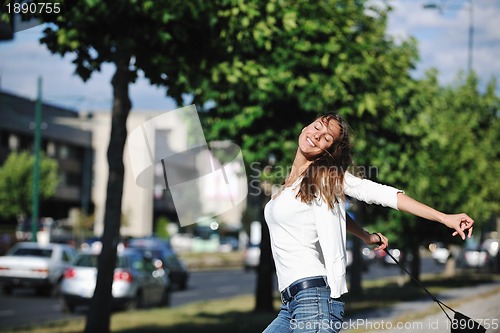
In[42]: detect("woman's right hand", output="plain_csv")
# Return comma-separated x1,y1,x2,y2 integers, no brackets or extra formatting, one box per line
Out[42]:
367,232,388,251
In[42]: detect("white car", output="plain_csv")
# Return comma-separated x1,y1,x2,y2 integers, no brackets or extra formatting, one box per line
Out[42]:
0,242,76,296
430,243,450,264
60,248,170,313
243,243,260,271
383,248,403,265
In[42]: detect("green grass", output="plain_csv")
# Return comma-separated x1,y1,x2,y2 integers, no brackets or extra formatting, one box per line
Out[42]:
178,251,244,271
1,273,498,333
1,295,276,333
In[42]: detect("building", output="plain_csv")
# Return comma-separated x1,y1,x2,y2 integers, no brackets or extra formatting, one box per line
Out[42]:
90,110,246,238
0,90,246,240
0,91,93,225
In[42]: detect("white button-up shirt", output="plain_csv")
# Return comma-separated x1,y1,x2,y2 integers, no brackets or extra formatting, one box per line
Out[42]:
264,172,402,298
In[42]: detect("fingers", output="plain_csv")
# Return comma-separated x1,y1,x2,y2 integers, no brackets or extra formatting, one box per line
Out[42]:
449,213,475,240
372,232,388,251
462,213,475,224
467,226,474,239
455,225,466,240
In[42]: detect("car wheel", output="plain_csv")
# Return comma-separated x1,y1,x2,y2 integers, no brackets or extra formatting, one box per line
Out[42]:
35,286,49,296
126,291,143,311
160,288,171,307
51,280,62,298
60,298,76,313
2,285,13,296
179,279,188,291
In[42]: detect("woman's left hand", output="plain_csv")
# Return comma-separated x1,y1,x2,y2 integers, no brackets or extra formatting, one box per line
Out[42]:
367,232,388,251
442,213,475,240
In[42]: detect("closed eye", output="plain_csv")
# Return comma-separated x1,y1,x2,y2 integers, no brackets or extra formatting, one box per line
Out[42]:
316,121,333,142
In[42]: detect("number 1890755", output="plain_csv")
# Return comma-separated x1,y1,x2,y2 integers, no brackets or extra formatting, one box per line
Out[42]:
6,2,61,15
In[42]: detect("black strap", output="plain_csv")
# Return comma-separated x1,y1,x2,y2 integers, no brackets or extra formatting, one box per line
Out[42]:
372,233,454,320
372,233,486,332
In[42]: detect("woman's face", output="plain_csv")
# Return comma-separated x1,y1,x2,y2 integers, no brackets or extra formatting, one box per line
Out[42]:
298,117,340,159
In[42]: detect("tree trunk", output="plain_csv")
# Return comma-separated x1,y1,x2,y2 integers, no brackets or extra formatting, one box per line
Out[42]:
85,56,132,333
349,201,365,296
409,243,421,284
408,221,422,285
254,193,275,313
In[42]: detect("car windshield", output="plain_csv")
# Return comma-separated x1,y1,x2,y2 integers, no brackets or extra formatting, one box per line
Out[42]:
12,248,53,258
74,254,128,268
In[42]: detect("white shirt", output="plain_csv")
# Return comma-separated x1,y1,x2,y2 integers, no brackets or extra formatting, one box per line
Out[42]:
264,172,402,298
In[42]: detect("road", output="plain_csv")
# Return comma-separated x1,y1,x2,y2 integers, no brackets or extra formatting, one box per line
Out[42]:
0,257,443,331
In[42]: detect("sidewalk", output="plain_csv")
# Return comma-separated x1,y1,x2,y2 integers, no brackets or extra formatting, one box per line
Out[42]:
342,280,500,333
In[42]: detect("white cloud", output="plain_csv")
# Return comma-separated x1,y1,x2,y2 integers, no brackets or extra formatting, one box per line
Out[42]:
387,0,500,91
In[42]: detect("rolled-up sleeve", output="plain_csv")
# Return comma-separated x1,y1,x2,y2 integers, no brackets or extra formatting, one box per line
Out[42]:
344,172,403,210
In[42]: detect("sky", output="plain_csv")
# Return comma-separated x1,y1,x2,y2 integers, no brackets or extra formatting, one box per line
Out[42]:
0,0,498,113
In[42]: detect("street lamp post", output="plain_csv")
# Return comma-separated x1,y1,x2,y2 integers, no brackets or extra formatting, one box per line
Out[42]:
423,0,474,73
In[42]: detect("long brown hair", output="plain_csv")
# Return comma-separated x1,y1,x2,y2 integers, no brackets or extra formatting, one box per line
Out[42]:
296,113,352,208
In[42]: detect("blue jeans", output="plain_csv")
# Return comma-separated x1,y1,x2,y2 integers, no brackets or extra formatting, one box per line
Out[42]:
263,277,345,333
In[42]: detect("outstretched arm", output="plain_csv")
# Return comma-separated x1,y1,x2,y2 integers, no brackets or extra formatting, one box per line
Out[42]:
396,192,474,240
346,213,387,251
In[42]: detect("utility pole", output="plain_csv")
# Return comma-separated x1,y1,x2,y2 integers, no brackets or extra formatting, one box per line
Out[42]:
467,0,474,74
31,77,42,242
423,0,474,73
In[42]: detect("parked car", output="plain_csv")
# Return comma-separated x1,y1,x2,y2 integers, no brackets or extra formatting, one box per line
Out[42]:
60,248,169,313
346,240,373,271
127,237,189,290
0,242,76,296
383,248,403,265
243,243,261,271
430,242,450,264
458,244,490,269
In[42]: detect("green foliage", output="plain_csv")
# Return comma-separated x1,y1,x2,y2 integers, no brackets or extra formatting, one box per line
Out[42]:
0,0,222,105
370,71,499,248
155,216,170,239
198,0,419,184
189,0,498,250
0,151,59,219
406,72,499,221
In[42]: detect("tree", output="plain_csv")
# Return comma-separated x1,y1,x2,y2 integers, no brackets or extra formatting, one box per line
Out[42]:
0,151,58,221
369,70,500,280
196,0,419,306
1,1,227,332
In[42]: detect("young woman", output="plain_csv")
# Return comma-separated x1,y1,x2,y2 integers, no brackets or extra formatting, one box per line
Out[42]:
262,112,474,333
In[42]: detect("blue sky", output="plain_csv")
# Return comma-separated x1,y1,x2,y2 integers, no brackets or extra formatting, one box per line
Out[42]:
0,0,498,112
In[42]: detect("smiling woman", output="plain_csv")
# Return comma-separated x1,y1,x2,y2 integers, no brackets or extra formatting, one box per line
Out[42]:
261,112,475,333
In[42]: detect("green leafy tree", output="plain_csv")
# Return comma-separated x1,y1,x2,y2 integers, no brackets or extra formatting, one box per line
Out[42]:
196,0,419,305
370,71,500,279
0,151,58,220
155,216,170,239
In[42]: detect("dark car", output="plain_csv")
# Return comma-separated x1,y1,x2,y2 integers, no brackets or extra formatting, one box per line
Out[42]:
127,237,189,290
